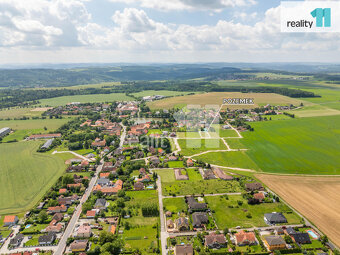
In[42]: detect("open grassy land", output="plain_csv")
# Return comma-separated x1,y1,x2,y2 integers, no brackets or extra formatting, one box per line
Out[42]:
241,115,340,174
131,90,195,97
0,118,73,142
38,93,133,106
122,190,160,254
148,92,305,110
257,174,340,248
0,141,66,215
156,168,242,196
163,197,187,213
0,107,44,119
178,139,228,156
193,151,260,171
206,195,301,229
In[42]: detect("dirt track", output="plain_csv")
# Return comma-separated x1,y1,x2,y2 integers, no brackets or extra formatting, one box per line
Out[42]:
257,174,340,248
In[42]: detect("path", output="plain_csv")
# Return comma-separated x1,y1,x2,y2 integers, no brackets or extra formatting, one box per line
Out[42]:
119,123,126,148
153,172,168,255
54,161,103,255
52,151,90,161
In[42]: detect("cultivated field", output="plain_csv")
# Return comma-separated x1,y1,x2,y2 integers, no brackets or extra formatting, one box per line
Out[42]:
257,174,340,248
0,141,66,215
131,90,196,97
241,115,340,175
148,92,306,110
38,93,134,106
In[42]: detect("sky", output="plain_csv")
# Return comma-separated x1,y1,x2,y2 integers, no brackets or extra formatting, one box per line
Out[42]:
0,0,339,64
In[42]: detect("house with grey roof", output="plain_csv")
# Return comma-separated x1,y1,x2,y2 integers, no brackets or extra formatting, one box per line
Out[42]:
264,212,287,225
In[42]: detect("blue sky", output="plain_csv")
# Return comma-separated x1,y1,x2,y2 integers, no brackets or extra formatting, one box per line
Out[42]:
0,0,338,64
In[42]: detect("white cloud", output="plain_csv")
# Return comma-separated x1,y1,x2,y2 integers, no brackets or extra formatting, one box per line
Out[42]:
109,0,257,12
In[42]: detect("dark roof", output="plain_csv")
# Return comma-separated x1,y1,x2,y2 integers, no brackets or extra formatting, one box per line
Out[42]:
205,233,227,246
265,236,286,246
264,213,287,223
291,233,311,244
286,227,297,235
245,182,264,191
38,232,56,243
95,198,107,207
186,196,207,210
192,212,209,227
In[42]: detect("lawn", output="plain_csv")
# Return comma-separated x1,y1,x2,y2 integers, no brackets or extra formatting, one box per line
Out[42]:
122,216,160,254
178,139,228,156
167,161,184,168
0,141,66,215
38,93,134,106
206,195,301,229
163,197,187,213
241,115,340,174
0,107,43,119
156,168,242,196
193,151,260,171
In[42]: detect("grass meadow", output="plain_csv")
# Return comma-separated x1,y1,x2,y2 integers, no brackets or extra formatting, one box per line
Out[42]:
38,93,133,106
241,115,340,174
206,195,301,229
0,141,66,215
193,151,260,171
178,139,228,156
156,168,242,196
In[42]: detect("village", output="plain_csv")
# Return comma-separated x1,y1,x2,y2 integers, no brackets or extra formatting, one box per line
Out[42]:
0,101,335,255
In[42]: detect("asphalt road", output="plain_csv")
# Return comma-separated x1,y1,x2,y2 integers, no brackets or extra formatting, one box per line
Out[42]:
54,162,103,255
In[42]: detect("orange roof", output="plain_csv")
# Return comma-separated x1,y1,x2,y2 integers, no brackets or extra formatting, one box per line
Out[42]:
86,210,96,217
3,215,17,223
235,230,256,244
254,193,265,200
109,225,116,234
100,172,110,178
67,183,82,188
59,188,67,194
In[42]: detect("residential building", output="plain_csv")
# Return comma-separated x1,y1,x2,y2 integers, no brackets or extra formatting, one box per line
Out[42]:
245,182,264,192
186,196,207,212
134,182,144,191
205,233,227,249
70,240,88,252
76,224,92,238
3,215,19,226
38,232,56,245
94,199,107,210
234,231,257,246
291,233,311,244
175,244,193,255
264,213,287,225
175,217,189,231
192,212,209,228
9,234,24,248
264,236,286,251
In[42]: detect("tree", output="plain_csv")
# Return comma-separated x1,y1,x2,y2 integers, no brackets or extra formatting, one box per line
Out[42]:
38,210,48,223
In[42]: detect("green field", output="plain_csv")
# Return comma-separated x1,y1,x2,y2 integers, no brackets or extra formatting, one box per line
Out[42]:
241,115,340,174
122,190,160,254
206,195,301,229
0,118,72,142
38,93,134,106
156,168,242,196
0,141,66,215
163,197,187,213
0,107,43,119
178,139,228,156
193,151,260,171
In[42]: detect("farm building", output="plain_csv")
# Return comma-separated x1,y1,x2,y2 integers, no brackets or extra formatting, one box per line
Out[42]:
27,133,61,140
0,127,10,138
41,138,54,150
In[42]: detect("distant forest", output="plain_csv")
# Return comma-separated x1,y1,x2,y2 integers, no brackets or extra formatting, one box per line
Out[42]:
0,81,319,109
